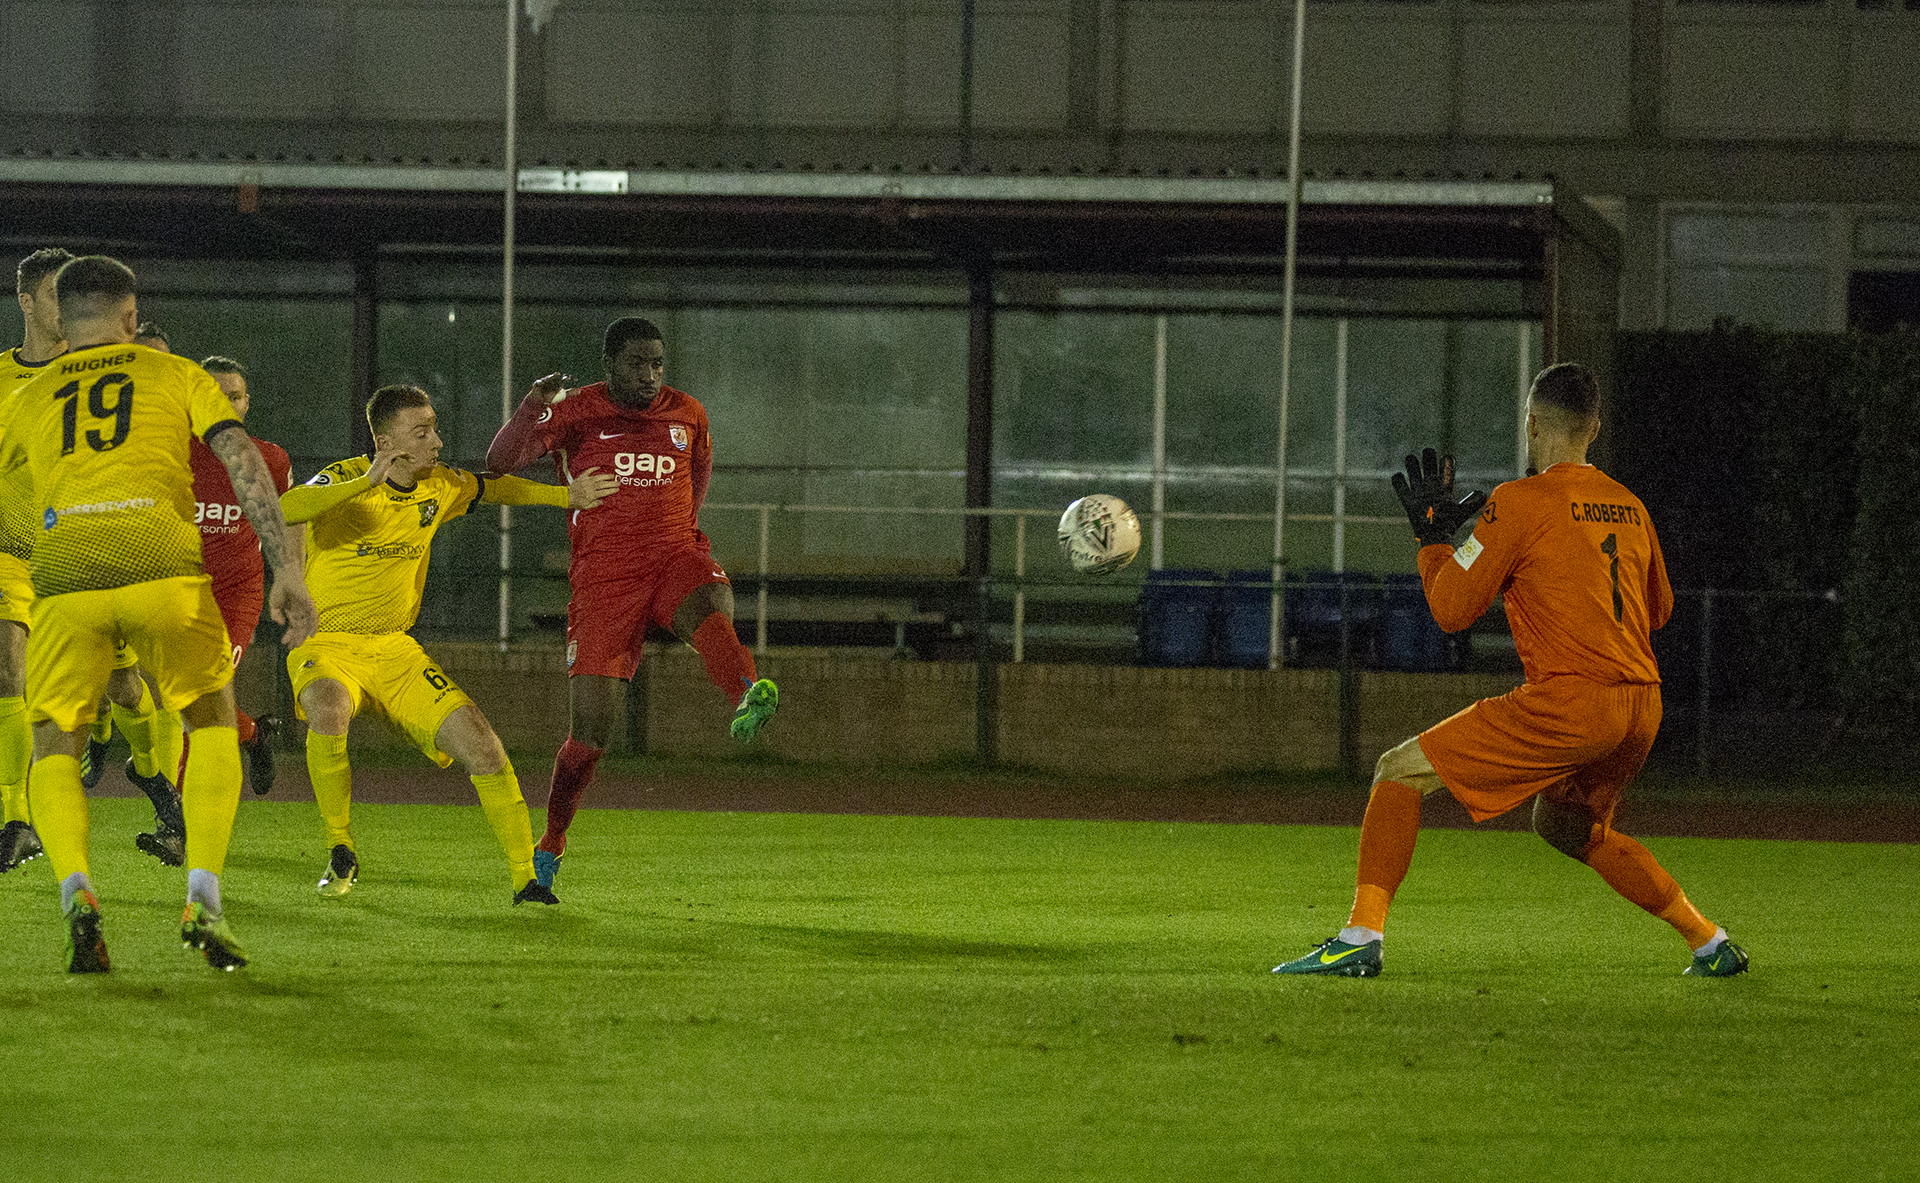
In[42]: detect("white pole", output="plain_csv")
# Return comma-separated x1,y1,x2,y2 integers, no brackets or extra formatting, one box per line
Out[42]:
1151,314,1167,569
498,0,519,652
1268,0,1307,671
1012,512,1026,663
756,505,771,655
1331,318,1348,574
1515,322,1532,478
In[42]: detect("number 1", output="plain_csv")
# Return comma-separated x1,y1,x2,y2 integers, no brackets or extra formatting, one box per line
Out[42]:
1600,533,1623,623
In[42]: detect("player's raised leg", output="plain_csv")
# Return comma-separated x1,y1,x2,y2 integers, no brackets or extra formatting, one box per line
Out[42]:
668,578,775,742
1273,735,1445,978
295,671,359,896
433,702,552,905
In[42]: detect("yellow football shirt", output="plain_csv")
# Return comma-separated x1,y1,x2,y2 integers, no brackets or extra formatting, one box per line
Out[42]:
0,347,60,562
298,455,483,635
0,342,240,596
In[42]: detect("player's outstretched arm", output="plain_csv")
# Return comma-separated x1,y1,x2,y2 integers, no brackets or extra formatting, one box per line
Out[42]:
208,426,318,646
280,445,405,524
479,468,616,511
1392,449,1488,546
487,372,567,473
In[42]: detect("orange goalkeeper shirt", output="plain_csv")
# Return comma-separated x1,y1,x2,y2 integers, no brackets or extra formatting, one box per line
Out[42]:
1418,462,1672,686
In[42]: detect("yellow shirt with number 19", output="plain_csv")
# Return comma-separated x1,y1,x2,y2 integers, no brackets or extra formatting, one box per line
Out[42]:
0,342,240,597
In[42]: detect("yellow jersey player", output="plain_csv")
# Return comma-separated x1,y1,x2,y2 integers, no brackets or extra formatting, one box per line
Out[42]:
280,383,614,905
0,248,171,873
1,255,317,973
0,247,73,873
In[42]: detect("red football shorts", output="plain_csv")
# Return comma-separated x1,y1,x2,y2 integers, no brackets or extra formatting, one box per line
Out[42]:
211,573,264,670
1418,676,1662,826
566,540,730,680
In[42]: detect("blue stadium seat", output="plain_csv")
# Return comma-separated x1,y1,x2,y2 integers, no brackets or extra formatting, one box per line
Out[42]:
1378,573,1452,671
1137,568,1220,667
1219,569,1278,668
1282,570,1381,668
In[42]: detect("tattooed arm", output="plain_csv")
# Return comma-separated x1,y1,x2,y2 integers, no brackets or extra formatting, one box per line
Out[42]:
207,423,318,647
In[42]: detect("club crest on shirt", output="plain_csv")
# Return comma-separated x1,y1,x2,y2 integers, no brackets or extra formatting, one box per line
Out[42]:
669,425,690,451
418,501,439,528
566,640,577,668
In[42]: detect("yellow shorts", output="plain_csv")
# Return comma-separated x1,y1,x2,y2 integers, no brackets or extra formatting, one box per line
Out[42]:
113,640,140,670
25,575,234,730
288,632,472,768
0,553,31,628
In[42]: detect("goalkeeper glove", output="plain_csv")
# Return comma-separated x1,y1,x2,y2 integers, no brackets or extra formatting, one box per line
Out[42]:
1391,448,1488,546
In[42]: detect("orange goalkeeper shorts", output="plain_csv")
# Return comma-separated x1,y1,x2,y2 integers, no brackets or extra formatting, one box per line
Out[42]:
1418,676,1662,825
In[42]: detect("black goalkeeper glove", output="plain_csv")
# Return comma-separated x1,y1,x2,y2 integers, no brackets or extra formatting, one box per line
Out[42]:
1391,448,1489,546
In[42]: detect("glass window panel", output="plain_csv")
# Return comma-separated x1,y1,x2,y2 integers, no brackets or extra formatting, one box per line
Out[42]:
1344,318,1448,480
1449,319,1532,481
995,311,1153,467
129,295,356,478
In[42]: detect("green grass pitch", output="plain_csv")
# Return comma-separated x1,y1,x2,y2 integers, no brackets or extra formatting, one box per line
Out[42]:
2,795,1916,1182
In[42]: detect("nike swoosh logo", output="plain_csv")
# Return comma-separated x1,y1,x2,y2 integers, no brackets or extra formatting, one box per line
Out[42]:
598,431,627,440
1319,946,1367,965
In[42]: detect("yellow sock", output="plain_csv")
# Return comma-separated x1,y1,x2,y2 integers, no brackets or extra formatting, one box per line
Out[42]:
26,754,89,881
155,709,185,788
0,695,31,824
112,682,161,779
89,714,112,745
472,761,534,888
181,725,241,876
306,730,353,850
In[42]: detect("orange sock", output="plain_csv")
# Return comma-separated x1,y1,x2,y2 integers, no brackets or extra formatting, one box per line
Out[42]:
1583,828,1719,947
1347,779,1422,933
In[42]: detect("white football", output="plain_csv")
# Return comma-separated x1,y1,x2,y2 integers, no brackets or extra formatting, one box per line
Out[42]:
1058,494,1142,575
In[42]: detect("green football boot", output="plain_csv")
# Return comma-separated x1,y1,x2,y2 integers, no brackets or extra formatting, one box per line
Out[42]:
730,678,780,742
1272,936,1383,978
65,890,110,974
181,902,248,971
1684,938,1749,977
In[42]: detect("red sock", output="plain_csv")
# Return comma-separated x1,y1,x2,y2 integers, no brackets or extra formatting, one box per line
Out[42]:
236,710,256,746
690,612,757,702
1347,780,1422,933
175,733,191,794
537,736,604,855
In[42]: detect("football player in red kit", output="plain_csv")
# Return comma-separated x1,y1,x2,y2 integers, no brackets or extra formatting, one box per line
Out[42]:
487,317,777,893
191,358,290,795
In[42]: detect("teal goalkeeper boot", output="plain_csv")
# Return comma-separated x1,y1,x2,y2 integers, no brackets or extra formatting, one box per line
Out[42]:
1684,938,1749,977
1272,936,1383,978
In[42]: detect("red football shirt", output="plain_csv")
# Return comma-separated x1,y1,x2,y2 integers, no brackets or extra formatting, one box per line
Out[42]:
189,433,293,593
532,382,714,566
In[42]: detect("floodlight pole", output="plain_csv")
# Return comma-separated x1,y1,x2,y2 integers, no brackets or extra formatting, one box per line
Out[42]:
498,0,519,652
1269,0,1307,671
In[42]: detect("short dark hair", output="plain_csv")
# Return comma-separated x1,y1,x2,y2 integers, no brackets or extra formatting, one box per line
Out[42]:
55,256,137,318
136,322,171,348
1530,363,1599,419
16,247,75,296
200,355,246,377
603,316,663,358
366,383,432,437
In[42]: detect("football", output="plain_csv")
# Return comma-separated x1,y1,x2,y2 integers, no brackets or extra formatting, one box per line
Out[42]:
1058,494,1143,575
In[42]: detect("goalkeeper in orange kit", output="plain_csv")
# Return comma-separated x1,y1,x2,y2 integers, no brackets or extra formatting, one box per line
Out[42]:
1273,362,1748,979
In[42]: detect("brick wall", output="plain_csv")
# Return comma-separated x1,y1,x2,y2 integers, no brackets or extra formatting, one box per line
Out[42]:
244,640,1517,778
